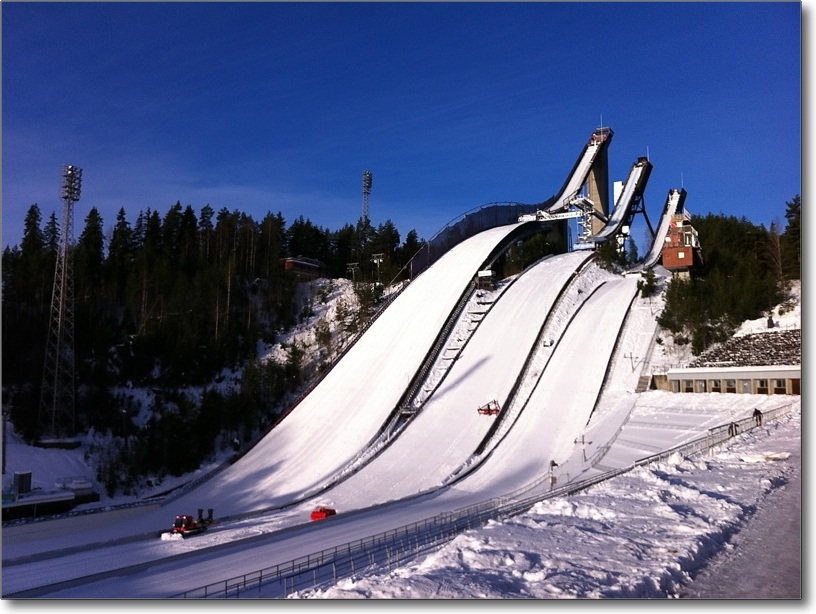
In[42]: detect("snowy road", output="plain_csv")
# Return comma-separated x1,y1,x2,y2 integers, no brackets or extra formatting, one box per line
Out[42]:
677,443,801,599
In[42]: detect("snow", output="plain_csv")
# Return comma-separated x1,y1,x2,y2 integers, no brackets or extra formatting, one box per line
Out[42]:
301,411,800,599
1,225,801,600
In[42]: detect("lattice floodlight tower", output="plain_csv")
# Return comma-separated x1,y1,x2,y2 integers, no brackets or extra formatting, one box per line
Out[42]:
39,164,82,438
362,170,373,222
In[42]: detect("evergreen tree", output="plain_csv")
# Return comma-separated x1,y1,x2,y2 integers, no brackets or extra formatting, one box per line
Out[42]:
16,205,52,310
75,206,106,303
43,211,60,255
133,209,163,332
198,204,216,266
398,229,423,263
768,220,786,289
20,203,45,256
178,204,199,279
781,195,800,279
286,215,329,262
637,268,657,298
162,201,184,263
258,212,285,279
107,207,134,307
329,223,357,279
370,220,400,283
354,215,374,265
214,208,239,340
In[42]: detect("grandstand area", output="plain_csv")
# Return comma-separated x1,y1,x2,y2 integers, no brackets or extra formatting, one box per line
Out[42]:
689,329,800,369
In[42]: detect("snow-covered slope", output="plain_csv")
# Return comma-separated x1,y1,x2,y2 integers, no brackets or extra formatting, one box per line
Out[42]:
169,223,531,516
1,241,800,599
324,251,593,507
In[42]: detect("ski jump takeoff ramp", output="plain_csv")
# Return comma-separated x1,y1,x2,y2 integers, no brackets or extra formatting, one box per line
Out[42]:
546,126,613,214
587,156,653,245
637,187,687,270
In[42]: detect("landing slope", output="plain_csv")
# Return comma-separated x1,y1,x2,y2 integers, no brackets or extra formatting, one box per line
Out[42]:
448,275,640,500
325,251,592,508
170,223,531,516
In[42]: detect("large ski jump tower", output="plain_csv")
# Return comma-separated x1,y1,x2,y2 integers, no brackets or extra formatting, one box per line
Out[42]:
586,127,612,235
39,164,82,438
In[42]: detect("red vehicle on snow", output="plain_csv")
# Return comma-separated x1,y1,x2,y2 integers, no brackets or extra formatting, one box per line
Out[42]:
477,400,501,416
310,506,336,521
169,509,214,537
171,514,207,536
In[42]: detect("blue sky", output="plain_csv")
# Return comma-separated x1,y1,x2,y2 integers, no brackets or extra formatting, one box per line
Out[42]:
2,2,801,253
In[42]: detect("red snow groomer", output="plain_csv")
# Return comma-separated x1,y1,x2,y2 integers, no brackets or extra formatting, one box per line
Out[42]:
170,509,214,537
477,400,501,416
310,506,337,521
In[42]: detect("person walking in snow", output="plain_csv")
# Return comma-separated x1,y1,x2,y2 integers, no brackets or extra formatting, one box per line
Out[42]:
753,408,763,426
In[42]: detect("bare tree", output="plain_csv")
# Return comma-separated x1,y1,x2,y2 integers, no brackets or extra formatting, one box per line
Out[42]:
768,219,787,290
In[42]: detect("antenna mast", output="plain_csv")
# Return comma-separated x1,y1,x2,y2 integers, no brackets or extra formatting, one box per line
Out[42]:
362,170,373,222
39,164,82,438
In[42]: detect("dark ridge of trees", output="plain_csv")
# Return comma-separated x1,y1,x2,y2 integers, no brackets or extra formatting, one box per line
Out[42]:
781,195,800,280
2,201,427,488
657,199,800,355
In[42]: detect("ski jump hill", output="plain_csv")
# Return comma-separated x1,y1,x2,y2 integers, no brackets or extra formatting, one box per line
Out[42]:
4,127,798,599
167,126,682,518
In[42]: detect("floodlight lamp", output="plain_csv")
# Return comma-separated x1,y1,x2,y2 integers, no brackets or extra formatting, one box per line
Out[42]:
61,164,82,202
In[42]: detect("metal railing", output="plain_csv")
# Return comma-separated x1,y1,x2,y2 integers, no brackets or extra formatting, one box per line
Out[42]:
172,402,795,598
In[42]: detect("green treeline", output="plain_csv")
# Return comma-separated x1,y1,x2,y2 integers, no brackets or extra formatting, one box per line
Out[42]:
0,195,801,494
657,195,800,355
2,201,424,493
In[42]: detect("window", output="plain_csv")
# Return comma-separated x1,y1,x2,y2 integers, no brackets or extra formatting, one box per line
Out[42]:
683,379,694,393
695,380,707,393
740,379,751,394
711,379,722,393
671,380,680,393
725,379,736,393
678,251,686,259
757,379,769,394
773,379,786,394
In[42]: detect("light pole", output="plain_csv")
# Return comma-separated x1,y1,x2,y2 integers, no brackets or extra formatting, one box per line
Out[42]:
40,164,82,438
574,434,592,463
361,171,372,222
372,253,384,284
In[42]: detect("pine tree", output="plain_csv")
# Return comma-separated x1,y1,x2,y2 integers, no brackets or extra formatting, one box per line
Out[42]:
75,206,106,303
18,204,51,309
768,219,786,289
107,207,134,306
781,195,800,279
